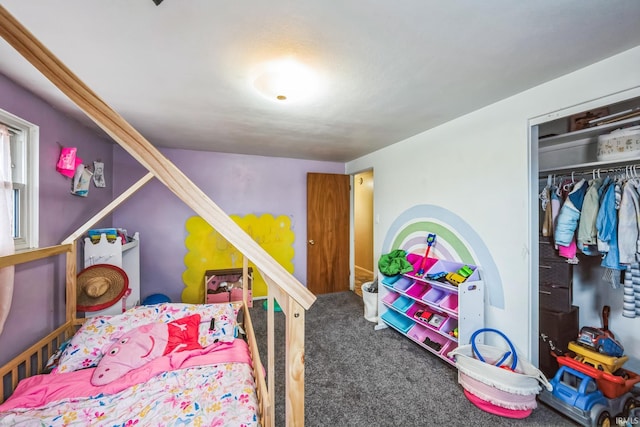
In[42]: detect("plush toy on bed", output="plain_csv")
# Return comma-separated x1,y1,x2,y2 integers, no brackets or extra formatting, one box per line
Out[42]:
91,313,203,386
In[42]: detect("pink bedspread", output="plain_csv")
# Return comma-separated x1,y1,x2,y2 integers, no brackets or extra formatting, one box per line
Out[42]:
1,339,251,411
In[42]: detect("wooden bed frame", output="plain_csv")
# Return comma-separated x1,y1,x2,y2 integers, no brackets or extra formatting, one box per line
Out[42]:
0,5,315,426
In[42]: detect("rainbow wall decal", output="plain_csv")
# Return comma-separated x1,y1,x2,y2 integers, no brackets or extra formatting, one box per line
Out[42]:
382,204,504,308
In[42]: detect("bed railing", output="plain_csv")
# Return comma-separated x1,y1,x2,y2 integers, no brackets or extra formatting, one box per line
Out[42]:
0,5,316,425
0,244,76,403
0,319,76,403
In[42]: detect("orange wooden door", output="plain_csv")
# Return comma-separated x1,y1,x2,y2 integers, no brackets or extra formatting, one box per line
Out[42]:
307,173,350,294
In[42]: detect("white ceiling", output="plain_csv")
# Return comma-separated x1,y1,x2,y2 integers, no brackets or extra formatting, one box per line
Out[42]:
1,1,640,162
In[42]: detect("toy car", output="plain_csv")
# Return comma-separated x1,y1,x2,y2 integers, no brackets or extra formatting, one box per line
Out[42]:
426,271,447,281
414,309,434,323
445,272,466,286
457,265,474,278
576,326,624,358
538,365,637,427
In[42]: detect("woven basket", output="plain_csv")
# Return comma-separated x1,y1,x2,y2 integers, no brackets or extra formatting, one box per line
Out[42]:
448,329,552,415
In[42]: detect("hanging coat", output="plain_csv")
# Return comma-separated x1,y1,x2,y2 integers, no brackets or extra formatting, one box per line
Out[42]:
618,179,640,265
578,177,609,254
555,179,587,247
597,181,623,270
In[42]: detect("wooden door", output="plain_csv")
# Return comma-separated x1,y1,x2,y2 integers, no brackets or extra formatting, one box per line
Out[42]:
307,173,350,294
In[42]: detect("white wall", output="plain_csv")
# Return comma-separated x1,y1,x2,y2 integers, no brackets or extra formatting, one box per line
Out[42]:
347,46,640,364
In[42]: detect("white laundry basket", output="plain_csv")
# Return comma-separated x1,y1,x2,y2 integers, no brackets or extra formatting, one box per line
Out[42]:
361,282,378,323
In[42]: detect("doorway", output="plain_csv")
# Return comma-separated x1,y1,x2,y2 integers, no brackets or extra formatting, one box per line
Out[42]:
353,170,374,296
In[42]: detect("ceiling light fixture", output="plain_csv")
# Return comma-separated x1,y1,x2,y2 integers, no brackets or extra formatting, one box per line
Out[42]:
252,59,321,103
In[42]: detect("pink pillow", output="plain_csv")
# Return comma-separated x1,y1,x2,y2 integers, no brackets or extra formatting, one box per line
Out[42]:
91,314,202,386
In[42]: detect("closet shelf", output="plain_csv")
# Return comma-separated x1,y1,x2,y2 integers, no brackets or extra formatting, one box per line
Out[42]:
539,115,640,148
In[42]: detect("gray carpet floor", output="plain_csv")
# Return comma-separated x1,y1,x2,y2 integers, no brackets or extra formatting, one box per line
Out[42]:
249,291,576,427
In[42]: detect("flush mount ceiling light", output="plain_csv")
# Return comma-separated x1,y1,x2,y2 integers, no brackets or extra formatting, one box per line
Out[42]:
252,59,321,103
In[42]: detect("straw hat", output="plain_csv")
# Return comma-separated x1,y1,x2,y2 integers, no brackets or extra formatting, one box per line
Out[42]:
77,264,129,312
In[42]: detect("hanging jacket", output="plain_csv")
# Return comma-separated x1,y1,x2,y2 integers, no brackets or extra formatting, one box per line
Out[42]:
618,179,640,265
550,187,561,247
597,181,623,270
555,179,587,247
578,177,609,254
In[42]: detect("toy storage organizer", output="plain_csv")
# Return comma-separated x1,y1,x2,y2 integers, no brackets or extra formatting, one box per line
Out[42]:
204,268,253,307
379,256,484,365
82,232,141,317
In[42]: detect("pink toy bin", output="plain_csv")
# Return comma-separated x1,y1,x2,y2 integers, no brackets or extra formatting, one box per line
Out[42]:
404,302,425,321
406,253,438,276
439,293,459,314
406,281,430,299
441,341,458,360
407,323,448,353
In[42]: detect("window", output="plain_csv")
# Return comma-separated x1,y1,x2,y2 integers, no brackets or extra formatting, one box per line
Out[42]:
1,108,39,251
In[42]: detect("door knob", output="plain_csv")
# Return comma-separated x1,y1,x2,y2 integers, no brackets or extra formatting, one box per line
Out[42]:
308,239,315,245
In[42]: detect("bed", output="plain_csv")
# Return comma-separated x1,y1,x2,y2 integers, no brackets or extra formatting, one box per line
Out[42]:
0,4,316,426
0,303,260,426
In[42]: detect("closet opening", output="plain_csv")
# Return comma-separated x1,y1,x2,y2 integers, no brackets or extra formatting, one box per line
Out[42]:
529,87,640,379
353,169,374,298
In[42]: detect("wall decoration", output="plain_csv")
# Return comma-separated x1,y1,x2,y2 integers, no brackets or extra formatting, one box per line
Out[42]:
182,214,294,303
93,160,105,188
56,146,81,178
71,164,92,197
381,204,504,309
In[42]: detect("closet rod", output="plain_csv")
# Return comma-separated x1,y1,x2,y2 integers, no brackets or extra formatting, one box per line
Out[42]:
539,162,640,179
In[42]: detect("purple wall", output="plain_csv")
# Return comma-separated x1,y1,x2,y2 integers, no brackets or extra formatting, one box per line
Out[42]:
112,147,344,302
0,73,115,366
0,70,345,366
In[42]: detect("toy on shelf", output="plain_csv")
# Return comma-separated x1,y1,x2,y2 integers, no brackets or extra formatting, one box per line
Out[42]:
426,271,447,281
574,306,624,358
426,265,474,286
568,341,627,375
457,265,474,278
445,272,466,286
415,233,437,277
